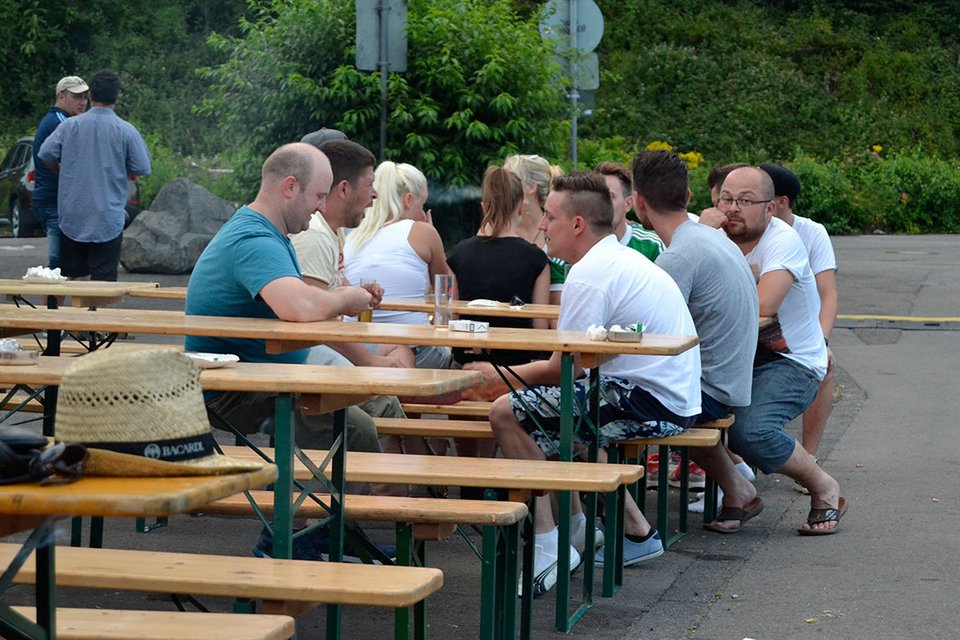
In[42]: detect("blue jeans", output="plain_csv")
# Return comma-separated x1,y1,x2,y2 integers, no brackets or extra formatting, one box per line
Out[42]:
32,205,60,268
728,358,820,474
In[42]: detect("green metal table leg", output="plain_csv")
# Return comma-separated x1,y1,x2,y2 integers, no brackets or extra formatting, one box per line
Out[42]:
555,352,583,632
656,445,670,546
41,296,59,439
70,517,82,547
35,528,55,640
479,519,498,640
272,394,294,560
325,406,347,640
501,521,520,639
394,523,413,640
519,502,534,640
413,542,427,640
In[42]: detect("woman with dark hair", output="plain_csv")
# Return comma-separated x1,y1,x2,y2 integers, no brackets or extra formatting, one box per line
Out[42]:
447,166,550,367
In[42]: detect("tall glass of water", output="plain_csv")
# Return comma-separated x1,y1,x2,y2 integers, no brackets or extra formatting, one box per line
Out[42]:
433,274,454,327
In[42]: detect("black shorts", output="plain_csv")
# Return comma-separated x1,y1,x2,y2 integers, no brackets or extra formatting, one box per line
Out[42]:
59,233,123,281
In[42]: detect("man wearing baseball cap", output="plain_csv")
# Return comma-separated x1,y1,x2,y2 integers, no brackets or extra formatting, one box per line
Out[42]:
32,75,89,268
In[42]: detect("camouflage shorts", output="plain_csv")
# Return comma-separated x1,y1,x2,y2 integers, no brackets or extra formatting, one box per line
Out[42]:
508,376,690,455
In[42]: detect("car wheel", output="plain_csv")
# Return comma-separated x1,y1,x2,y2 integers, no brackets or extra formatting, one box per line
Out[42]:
12,199,39,238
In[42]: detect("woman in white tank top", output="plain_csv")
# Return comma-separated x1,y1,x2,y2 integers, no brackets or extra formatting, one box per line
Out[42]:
343,161,455,368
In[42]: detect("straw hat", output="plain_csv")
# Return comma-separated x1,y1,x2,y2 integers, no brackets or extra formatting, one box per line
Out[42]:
56,349,265,476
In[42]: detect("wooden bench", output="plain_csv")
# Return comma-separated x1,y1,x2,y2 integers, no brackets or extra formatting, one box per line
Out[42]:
199,490,526,638
373,416,494,439
401,400,492,419
0,544,443,631
12,607,295,640
612,427,721,549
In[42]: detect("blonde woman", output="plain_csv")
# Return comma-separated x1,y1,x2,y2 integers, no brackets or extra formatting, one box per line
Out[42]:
344,161,454,368
503,153,565,306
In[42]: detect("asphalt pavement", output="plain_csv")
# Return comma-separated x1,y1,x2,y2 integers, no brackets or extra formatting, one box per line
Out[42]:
1,232,958,639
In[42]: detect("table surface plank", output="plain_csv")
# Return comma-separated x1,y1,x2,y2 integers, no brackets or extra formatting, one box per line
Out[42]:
0,305,699,356
0,355,481,397
0,467,277,518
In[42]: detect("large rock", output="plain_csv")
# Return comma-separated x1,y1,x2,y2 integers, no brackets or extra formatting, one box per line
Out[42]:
121,178,235,274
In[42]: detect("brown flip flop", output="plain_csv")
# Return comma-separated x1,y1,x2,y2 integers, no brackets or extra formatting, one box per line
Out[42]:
704,497,764,534
798,496,848,536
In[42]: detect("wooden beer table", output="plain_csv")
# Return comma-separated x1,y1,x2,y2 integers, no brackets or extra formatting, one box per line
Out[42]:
0,304,697,634
0,467,277,640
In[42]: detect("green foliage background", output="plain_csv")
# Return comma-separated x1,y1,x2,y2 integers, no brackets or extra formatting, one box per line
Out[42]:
2,0,960,235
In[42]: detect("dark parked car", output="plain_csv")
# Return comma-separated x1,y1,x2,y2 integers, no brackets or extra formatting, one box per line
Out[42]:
0,135,141,238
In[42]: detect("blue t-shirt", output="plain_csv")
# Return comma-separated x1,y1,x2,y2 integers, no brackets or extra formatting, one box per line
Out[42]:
32,107,69,208
185,205,309,365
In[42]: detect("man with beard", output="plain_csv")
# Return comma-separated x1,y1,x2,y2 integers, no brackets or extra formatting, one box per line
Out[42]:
703,166,847,535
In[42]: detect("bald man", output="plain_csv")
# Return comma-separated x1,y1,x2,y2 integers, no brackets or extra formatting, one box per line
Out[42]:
703,166,846,535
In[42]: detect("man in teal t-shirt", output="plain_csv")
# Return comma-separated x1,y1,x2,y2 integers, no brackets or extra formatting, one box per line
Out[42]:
185,142,374,453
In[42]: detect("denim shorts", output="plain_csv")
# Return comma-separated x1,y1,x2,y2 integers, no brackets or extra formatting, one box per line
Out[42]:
728,358,820,474
509,376,695,455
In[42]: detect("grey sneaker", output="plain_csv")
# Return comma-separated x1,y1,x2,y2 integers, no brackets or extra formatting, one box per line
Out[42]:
594,530,664,567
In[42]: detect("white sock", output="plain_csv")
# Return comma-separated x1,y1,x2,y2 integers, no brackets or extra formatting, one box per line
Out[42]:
688,488,723,513
570,512,586,533
734,461,756,482
535,528,559,558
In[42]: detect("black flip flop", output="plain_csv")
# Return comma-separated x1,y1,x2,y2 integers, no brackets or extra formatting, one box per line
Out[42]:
797,496,848,536
704,497,764,534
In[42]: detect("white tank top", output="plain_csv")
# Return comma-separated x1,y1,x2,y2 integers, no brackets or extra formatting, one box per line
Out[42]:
344,219,430,324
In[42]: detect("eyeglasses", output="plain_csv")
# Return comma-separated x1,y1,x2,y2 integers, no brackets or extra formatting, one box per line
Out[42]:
718,197,771,209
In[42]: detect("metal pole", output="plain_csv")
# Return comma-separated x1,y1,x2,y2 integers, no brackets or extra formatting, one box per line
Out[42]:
569,0,578,167
379,2,389,162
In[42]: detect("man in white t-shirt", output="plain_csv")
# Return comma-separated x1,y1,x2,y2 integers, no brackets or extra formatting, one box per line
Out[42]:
704,166,846,535
465,172,702,594
761,163,838,462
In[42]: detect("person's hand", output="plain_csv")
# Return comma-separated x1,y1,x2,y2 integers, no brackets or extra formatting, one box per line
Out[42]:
462,361,510,401
423,208,433,225
334,286,372,317
375,353,409,368
359,279,384,308
699,207,728,229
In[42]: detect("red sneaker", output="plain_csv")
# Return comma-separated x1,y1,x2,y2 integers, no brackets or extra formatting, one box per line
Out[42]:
668,461,706,490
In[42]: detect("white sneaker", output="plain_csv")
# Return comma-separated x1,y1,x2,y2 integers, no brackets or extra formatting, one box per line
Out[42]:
570,519,605,556
519,544,581,598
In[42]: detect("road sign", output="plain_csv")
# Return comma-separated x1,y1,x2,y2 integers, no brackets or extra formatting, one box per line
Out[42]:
538,0,604,53
356,0,408,72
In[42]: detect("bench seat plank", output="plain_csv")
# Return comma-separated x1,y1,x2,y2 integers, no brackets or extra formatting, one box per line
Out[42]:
200,490,527,526
218,447,643,492
401,400,491,418
0,544,443,609
11,607,295,640
373,417,493,439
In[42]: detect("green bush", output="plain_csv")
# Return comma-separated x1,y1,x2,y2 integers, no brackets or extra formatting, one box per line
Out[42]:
786,147,960,234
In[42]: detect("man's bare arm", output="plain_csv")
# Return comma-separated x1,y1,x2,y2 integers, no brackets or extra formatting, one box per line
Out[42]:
462,351,576,401
756,269,793,317
814,269,838,339
260,276,370,322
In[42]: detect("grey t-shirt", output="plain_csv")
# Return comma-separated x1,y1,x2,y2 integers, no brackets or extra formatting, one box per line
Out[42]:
656,221,759,407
